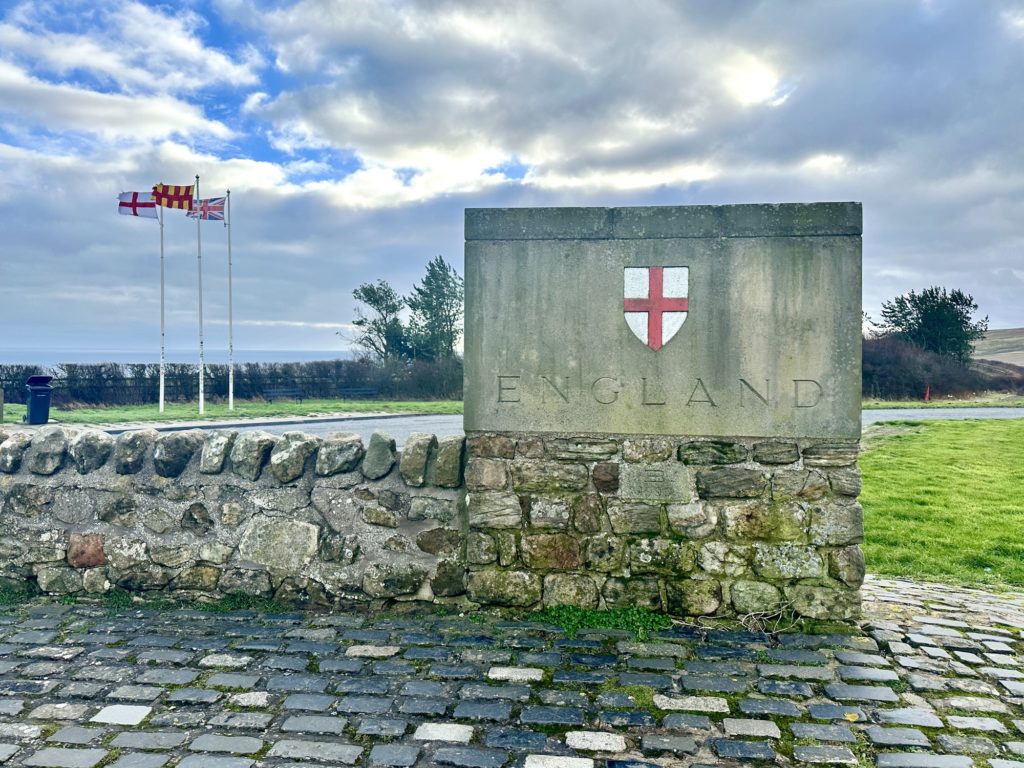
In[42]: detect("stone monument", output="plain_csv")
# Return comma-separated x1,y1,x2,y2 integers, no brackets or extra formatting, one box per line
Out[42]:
463,203,863,618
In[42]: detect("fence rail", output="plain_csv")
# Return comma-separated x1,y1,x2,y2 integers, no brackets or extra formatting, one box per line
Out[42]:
0,358,463,407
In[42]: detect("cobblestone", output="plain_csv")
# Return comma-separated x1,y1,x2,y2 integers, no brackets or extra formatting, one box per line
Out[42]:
0,576,1023,766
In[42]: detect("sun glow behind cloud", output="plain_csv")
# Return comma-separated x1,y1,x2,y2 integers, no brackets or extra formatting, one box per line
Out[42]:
722,54,789,106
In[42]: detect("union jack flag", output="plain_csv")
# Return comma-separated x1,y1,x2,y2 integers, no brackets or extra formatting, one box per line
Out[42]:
187,197,226,221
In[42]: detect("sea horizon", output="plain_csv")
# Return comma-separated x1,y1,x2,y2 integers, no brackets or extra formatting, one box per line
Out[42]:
0,348,354,367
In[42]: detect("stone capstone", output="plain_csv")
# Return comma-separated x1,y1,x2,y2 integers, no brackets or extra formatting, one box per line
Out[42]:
315,432,365,476
26,427,68,475
466,569,542,607
399,433,436,486
269,432,321,484
230,431,276,481
69,430,114,474
361,432,397,479
426,435,465,487
200,430,237,474
0,432,31,473
153,430,202,477
237,517,319,572
113,429,157,474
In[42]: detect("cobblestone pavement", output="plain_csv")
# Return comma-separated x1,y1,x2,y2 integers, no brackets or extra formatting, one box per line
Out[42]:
1,576,1024,767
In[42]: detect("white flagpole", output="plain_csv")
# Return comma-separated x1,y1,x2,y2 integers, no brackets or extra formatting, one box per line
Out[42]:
226,190,234,411
195,174,205,415
159,205,166,413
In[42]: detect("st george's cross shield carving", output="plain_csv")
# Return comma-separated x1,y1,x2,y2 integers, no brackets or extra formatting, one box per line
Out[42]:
623,266,689,351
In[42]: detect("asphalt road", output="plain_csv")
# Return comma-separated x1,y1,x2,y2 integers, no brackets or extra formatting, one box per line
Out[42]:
249,407,1024,446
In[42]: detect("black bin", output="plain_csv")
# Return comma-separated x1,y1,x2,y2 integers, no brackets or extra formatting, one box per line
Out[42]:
25,375,53,425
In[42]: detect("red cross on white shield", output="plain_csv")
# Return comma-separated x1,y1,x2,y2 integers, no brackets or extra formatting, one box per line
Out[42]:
623,266,689,351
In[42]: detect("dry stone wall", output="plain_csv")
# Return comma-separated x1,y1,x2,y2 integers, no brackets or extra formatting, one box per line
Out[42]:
0,423,862,618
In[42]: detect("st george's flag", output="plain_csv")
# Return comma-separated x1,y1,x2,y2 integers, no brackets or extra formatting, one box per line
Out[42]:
117,191,158,219
187,197,226,221
152,183,194,210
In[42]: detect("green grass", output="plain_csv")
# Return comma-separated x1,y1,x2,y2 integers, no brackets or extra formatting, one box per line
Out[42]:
531,605,674,640
0,398,461,425
862,392,1024,409
861,418,1024,586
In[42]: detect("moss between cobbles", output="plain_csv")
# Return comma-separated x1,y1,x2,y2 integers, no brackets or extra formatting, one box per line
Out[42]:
95,748,124,767
530,605,674,640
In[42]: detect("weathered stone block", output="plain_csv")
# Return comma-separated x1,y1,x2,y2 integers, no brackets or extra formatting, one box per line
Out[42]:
522,533,581,570
105,538,148,570
316,432,364,476
269,432,321,484
409,495,456,523
26,427,68,475
731,580,783,614
667,502,717,539
174,565,221,591
528,497,570,528
362,562,429,598
629,539,696,575
82,568,110,594
200,430,236,474
466,434,516,459
150,545,195,569
809,501,863,545
584,533,625,572
467,492,522,529
69,430,114,474
572,494,606,533
545,438,617,460
601,576,662,610
113,429,157,474
219,566,272,596
432,559,466,596
591,462,619,493
607,500,662,534
0,432,31,473
229,431,276,481
426,435,465,487
543,573,599,608
722,501,807,542
680,441,748,465
181,502,214,534
829,468,862,497
37,566,82,594
697,542,751,576
622,438,674,463
802,442,859,467
3,483,53,516
465,458,508,491
117,564,172,591
361,506,397,528
237,517,319,572
752,441,800,465
666,579,722,615
620,462,692,501
154,430,202,478
784,584,860,620
400,433,436,487
696,467,766,499
67,534,105,569
494,532,518,566
516,437,545,458
466,569,541,607
361,431,397,479
416,527,461,556
829,545,866,588
512,461,588,493
753,543,824,579
467,532,497,564
772,469,829,502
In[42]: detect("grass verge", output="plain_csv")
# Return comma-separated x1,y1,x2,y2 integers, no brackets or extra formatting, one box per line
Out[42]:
862,392,1024,409
0,398,461,425
861,418,1024,586
531,605,674,640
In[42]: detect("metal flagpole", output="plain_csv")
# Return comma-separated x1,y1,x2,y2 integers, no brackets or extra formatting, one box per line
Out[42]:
226,190,234,411
159,205,166,413
195,174,205,415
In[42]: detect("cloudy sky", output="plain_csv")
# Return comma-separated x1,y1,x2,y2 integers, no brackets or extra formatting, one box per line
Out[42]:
1,0,1022,361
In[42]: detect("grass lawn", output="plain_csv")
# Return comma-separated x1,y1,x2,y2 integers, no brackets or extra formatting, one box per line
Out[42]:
862,392,1024,409
0,398,462,426
861,418,1024,586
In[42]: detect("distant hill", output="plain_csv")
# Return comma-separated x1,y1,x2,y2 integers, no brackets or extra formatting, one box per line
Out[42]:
973,328,1024,367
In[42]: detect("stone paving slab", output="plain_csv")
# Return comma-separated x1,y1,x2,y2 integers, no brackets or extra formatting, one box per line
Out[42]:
1,575,1024,766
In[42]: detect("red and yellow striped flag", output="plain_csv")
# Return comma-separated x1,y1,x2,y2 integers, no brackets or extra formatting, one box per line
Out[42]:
152,183,194,210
